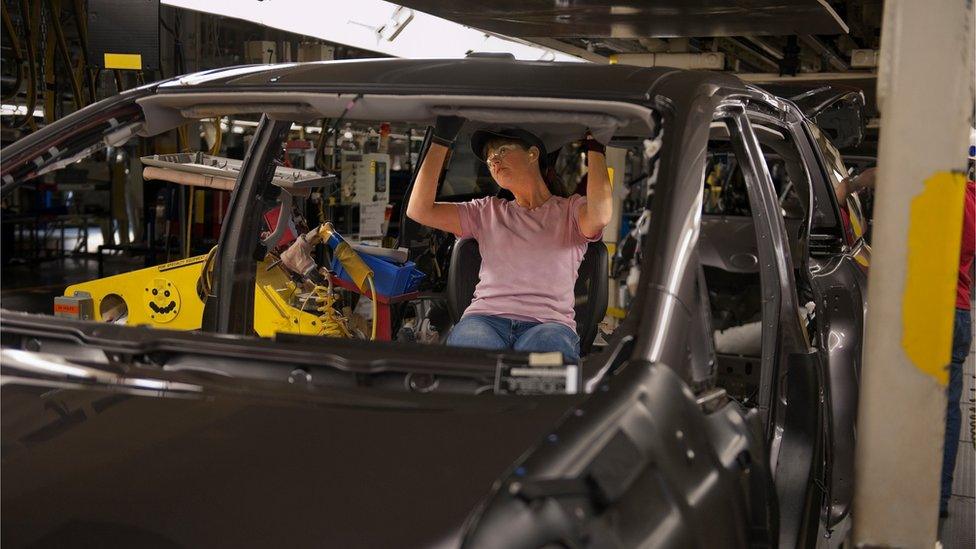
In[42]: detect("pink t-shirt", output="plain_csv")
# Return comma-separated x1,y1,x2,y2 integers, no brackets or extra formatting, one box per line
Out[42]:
454,194,602,331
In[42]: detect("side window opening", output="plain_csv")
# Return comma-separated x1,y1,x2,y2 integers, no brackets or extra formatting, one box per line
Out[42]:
699,131,764,401
808,122,868,246
700,118,812,406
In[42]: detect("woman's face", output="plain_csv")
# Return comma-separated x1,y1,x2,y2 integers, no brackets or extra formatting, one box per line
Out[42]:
484,140,539,188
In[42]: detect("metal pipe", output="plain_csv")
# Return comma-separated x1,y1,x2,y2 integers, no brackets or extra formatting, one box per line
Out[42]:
16,0,38,130
799,35,849,72
1,2,24,101
737,72,877,82
717,37,779,72
743,35,784,60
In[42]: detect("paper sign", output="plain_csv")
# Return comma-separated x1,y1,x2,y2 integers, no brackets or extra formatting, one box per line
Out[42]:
359,201,387,238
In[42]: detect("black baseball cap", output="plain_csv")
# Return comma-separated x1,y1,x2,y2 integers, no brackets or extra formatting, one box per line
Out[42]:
470,127,548,166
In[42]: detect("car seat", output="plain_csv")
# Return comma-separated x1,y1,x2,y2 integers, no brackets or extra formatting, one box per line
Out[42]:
446,238,609,355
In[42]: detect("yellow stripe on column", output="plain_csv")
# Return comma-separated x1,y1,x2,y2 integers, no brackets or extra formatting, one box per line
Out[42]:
104,53,142,70
901,171,967,386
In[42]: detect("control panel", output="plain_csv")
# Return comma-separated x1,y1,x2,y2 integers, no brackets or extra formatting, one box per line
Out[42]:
340,152,390,205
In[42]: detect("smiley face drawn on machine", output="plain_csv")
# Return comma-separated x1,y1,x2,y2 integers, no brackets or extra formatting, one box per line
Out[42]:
144,278,181,323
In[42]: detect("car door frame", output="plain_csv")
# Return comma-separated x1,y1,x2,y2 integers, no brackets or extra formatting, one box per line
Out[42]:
206,115,293,335
716,101,826,549
796,116,871,531
743,95,869,540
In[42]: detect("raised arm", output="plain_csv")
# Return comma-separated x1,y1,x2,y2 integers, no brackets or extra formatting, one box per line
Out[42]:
834,166,877,204
405,116,466,236
578,132,613,238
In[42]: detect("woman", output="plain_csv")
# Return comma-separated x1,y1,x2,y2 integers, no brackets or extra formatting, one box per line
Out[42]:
406,116,612,363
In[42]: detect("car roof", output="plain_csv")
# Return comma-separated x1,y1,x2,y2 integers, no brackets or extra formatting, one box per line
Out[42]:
158,57,749,104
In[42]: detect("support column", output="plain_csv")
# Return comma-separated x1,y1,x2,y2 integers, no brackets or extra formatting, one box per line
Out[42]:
852,0,973,546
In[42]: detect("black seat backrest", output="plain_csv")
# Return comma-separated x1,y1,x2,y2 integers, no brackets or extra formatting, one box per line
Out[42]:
447,238,609,355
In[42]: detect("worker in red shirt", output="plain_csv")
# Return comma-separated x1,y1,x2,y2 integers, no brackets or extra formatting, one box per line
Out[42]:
940,136,976,518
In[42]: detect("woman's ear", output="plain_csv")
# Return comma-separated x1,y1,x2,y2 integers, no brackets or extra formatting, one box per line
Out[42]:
528,145,540,161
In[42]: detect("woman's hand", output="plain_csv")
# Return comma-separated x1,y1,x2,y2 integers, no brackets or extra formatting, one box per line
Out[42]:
431,115,466,147
578,131,612,238
580,130,606,155
405,116,467,236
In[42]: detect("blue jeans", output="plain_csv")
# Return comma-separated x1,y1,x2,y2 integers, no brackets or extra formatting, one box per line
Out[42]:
446,314,581,364
941,307,972,513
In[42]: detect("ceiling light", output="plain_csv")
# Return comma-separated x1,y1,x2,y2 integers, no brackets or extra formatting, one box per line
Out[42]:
161,0,584,62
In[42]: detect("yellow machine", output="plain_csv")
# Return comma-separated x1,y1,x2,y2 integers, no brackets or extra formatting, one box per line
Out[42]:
63,254,326,337
61,224,377,339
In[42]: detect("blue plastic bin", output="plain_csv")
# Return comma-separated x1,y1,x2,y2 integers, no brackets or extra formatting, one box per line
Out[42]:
330,251,425,296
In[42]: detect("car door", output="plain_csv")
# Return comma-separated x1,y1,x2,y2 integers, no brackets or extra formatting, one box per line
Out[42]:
713,103,826,549
798,119,870,533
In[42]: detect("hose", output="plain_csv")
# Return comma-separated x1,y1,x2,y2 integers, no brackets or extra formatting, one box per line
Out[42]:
314,117,329,172
47,0,83,110
310,279,353,338
42,7,56,125
208,117,222,155
70,0,95,103
326,95,362,170
16,0,38,130
308,275,376,340
113,69,124,93
2,2,25,101
365,275,378,340
200,245,218,297
317,189,327,225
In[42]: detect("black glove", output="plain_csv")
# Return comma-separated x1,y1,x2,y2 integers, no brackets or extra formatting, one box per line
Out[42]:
581,130,606,155
431,115,466,147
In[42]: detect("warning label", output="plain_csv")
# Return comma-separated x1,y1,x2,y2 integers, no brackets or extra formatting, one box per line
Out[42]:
158,255,207,273
54,303,80,315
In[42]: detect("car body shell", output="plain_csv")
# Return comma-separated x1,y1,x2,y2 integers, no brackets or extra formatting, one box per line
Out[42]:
0,58,867,548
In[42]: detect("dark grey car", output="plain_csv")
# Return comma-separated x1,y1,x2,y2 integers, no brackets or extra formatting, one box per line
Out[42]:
0,58,867,548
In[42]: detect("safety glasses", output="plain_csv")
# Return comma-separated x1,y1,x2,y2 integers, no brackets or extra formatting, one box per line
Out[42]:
483,143,524,164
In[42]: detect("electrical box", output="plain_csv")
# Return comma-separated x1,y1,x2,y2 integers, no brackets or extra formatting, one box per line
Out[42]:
245,41,278,64
87,0,160,70
850,49,879,69
298,43,335,62
54,292,95,320
340,152,390,205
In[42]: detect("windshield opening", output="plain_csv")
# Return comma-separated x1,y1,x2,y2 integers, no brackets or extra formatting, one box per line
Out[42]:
2,99,665,396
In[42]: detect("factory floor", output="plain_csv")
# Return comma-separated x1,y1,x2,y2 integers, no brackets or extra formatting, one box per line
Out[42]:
0,255,974,546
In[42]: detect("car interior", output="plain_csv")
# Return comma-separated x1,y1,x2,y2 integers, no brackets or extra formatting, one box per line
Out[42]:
702,118,816,407
7,92,835,404
10,95,670,380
